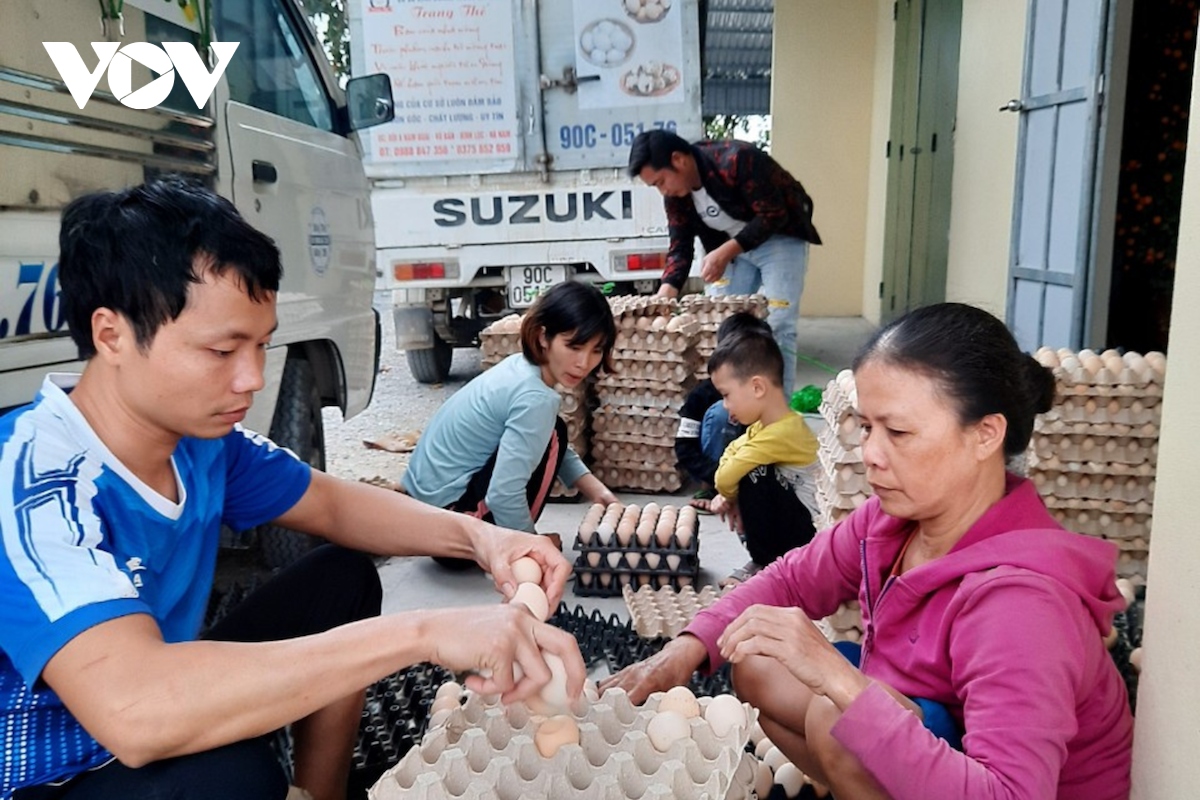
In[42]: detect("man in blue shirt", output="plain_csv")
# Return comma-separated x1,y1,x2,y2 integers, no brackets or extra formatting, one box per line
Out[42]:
0,179,583,800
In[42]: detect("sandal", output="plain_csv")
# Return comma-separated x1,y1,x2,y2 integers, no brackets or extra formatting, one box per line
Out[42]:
719,560,763,590
689,487,716,515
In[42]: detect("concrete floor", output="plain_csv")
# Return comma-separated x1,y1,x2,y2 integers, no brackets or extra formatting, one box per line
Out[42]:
376,315,878,652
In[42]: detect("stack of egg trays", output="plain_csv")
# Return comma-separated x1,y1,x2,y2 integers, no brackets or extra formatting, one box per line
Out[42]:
368,688,756,800
623,584,721,639
548,604,732,699
572,520,701,598
814,370,871,530
348,663,456,793
678,294,769,381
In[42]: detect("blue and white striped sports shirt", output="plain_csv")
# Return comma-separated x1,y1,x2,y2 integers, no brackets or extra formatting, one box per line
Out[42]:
0,375,310,796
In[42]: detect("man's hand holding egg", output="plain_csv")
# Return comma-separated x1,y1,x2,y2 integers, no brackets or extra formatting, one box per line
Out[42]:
474,523,571,609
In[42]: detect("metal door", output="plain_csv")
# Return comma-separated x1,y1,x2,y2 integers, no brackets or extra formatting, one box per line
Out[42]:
1006,0,1113,350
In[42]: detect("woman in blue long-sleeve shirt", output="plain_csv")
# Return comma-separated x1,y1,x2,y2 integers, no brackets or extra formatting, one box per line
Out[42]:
402,282,619,566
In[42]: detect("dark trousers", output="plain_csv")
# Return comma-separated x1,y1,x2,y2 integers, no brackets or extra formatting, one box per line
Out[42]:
737,465,817,566
435,417,569,569
16,545,382,800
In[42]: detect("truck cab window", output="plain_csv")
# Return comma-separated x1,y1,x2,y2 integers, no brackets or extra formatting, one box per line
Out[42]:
215,0,334,131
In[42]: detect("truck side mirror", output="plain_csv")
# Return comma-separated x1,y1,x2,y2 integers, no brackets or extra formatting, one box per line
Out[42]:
346,73,395,131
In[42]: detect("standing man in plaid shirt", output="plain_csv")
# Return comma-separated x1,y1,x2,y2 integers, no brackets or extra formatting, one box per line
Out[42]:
629,130,822,395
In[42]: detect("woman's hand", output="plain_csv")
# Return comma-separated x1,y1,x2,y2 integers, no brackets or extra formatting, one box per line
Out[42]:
472,522,572,610
575,473,618,507
598,635,708,704
718,605,869,709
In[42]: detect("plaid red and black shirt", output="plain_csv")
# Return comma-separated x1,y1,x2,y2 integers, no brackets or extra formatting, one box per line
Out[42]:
661,139,821,290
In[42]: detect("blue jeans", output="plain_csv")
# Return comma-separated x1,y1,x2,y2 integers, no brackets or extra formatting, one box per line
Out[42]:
700,402,742,467
707,235,810,395
833,642,964,751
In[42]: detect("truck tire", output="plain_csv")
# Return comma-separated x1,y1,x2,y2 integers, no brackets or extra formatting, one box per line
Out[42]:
407,332,453,384
258,357,325,570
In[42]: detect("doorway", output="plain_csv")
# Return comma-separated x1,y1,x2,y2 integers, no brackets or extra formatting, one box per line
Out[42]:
1104,0,1197,354
880,0,963,323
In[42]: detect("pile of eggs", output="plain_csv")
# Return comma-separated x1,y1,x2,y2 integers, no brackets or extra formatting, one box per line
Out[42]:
1029,348,1167,586
579,19,635,67
813,369,869,530
575,502,699,595
592,297,702,492
678,294,769,380
744,719,830,799
371,686,753,799
623,0,672,23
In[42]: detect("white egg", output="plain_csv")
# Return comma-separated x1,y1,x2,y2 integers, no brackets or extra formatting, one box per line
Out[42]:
607,47,625,63
646,709,691,752
705,694,747,737
434,680,462,702
614,30,633,51
657,685,700,718
510,582,550,621
511,556,543,585
763,745,790,773
592,49,609,65
775,762,806,797
593,31,612,50
580,31,594,52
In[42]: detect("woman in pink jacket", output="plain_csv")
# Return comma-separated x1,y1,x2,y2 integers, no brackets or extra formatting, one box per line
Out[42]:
602,303,1133,799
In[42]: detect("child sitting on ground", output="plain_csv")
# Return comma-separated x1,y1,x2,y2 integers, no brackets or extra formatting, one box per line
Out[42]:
674,312,774,512
708,330,821,587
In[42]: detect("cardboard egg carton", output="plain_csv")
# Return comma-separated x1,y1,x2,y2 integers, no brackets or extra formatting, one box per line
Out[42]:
596,375,697,394
678,293,770,328
593,389,682,411
606,359,696,384
614,324,701,354
1050,508,1153,542
1033,347,1166,392
1031,470,1156,504
623,584,721,639
611,349,700,366
1116,550,1149,582
590,465,684,494
824,600,864,644
591,440,675,465
1039,396,1161,426
1029,434,1158,467
593,407,679,434
1033,418,1160,439
609,295,678,318
370,688,756,800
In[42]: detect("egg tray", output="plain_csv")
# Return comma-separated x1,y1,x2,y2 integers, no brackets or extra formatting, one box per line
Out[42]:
1030,469,1156,503
590,465,685,493
623,584,721,639
592,389,683,411
815,424,862,467
597,374,696,393
615,332,700,353
370,687,758,800
572,548,700,598
1029,435,1158,467
611,348,700,366
592,415,679,440
1049,509,1152,542
591,442,676,465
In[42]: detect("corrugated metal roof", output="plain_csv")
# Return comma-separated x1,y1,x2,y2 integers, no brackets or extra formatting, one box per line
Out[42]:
702,0,773,116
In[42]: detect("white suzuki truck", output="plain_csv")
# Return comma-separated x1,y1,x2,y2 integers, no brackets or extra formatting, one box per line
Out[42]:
348,0,702,383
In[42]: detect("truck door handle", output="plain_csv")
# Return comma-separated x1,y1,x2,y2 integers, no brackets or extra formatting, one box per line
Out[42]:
252,160,278,184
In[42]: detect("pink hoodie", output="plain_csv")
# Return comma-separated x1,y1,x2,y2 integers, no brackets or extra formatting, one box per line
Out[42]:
686,475,1133,799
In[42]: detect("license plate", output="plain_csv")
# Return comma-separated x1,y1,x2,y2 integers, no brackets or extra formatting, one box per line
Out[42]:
506,265,567,308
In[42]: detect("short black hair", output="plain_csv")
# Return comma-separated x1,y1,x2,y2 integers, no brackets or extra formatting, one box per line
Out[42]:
520,281,617,374
853,302,1056,457
716,311,772,344
59,177,282,359
708,329,784,388
627,129,692,177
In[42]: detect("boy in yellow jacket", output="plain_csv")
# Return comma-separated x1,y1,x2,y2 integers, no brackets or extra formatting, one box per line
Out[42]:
709,330,821,586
